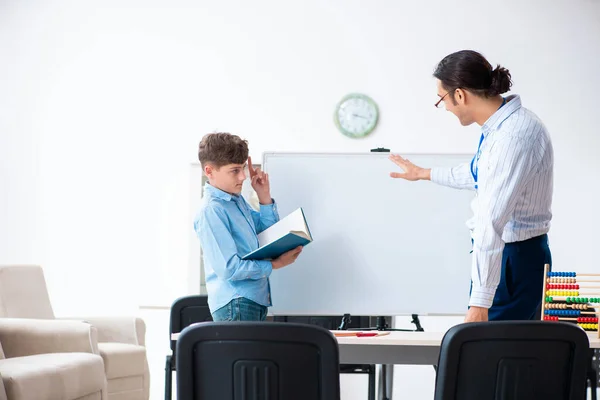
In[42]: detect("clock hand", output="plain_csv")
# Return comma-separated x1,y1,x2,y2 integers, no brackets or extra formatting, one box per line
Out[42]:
352,114,367,119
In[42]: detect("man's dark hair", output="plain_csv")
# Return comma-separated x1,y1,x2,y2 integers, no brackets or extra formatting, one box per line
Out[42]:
198,132,249,168
433,50,512,101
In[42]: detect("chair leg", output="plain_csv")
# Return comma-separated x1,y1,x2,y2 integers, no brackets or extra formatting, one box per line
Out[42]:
368,365,376,400
165,355,173,400
378,364,393,400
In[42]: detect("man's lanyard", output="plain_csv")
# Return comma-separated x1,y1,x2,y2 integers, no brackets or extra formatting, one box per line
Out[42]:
470,97,507,189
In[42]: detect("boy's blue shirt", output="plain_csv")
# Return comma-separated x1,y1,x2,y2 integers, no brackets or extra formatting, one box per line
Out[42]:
193,183,280,313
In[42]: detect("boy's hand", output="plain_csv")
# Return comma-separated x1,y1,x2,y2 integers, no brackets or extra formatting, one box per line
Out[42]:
272,246,303,270
248,156,272,204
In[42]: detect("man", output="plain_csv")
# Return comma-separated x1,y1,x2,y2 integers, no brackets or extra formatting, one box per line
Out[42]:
390,50,553,322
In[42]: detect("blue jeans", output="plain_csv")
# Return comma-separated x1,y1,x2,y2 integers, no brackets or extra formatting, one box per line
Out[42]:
211,297,268,321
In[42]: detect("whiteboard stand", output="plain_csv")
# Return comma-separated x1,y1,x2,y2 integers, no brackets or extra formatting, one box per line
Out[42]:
340,314,424,332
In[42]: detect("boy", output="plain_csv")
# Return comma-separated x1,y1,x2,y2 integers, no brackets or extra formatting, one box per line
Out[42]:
194,132,303,321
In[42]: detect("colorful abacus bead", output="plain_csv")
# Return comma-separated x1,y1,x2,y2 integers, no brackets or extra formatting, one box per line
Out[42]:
578,323,599,331
545,310,580,317
545,303,566,309
577,317,599,323
543,316,559,321
545,302,589,310
547,272,577,277
546,277,577,284
565,296,586,304
546,284,580,290
546,290,579,297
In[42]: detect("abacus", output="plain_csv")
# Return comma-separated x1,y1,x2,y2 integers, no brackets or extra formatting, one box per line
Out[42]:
541,264,600,338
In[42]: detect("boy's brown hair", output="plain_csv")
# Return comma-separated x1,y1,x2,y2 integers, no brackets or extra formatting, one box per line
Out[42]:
198,132,249,168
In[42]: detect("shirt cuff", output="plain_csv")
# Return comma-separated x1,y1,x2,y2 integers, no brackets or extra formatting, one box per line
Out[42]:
259,198,279,217
259,199,275,209
257,260,273,277
469,286,496,309
430,167,450,186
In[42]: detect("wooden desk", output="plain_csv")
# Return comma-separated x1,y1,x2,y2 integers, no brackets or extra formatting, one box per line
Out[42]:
334,331,445,365
332,330,600,365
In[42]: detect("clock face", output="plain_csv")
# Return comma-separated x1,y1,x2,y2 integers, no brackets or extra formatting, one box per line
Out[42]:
334,93,379,138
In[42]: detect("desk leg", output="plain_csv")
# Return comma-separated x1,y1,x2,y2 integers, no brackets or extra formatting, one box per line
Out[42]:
377,364,394,400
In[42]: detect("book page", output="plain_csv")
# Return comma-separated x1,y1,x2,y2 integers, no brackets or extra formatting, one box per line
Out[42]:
257,208,309,247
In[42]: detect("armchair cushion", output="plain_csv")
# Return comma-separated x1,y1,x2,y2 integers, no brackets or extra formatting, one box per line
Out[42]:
0,352,105,400
98,343,147,380
0,318,98,358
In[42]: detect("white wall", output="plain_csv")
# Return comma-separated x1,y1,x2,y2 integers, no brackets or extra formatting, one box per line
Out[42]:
1,0,599,397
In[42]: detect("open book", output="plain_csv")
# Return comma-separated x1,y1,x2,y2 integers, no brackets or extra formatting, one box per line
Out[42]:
242,207,313,260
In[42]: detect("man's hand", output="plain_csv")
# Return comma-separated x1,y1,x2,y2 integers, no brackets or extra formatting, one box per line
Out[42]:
248,156,271,204
271,246,303,270
464,306,489,323
389,154,431,181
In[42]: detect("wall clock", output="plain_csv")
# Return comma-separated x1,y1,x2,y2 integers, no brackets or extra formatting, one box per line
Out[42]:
334,93,379,138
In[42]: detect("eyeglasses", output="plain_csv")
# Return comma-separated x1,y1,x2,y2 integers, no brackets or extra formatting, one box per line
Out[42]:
434,92,449,108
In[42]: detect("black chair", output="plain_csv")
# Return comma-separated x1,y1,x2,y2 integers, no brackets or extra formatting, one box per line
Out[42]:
176,321,341,400
434,321,590,400
272,315,376,400
588,348,599,400
165,295,213,400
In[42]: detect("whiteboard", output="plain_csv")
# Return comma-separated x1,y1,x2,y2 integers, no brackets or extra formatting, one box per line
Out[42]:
263,152,475,316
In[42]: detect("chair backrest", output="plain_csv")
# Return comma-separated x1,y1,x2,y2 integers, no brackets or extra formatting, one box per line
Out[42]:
176,321,341,400
592,348,600,389
0,265,55,319
434,321,590,400
169,295,212,352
